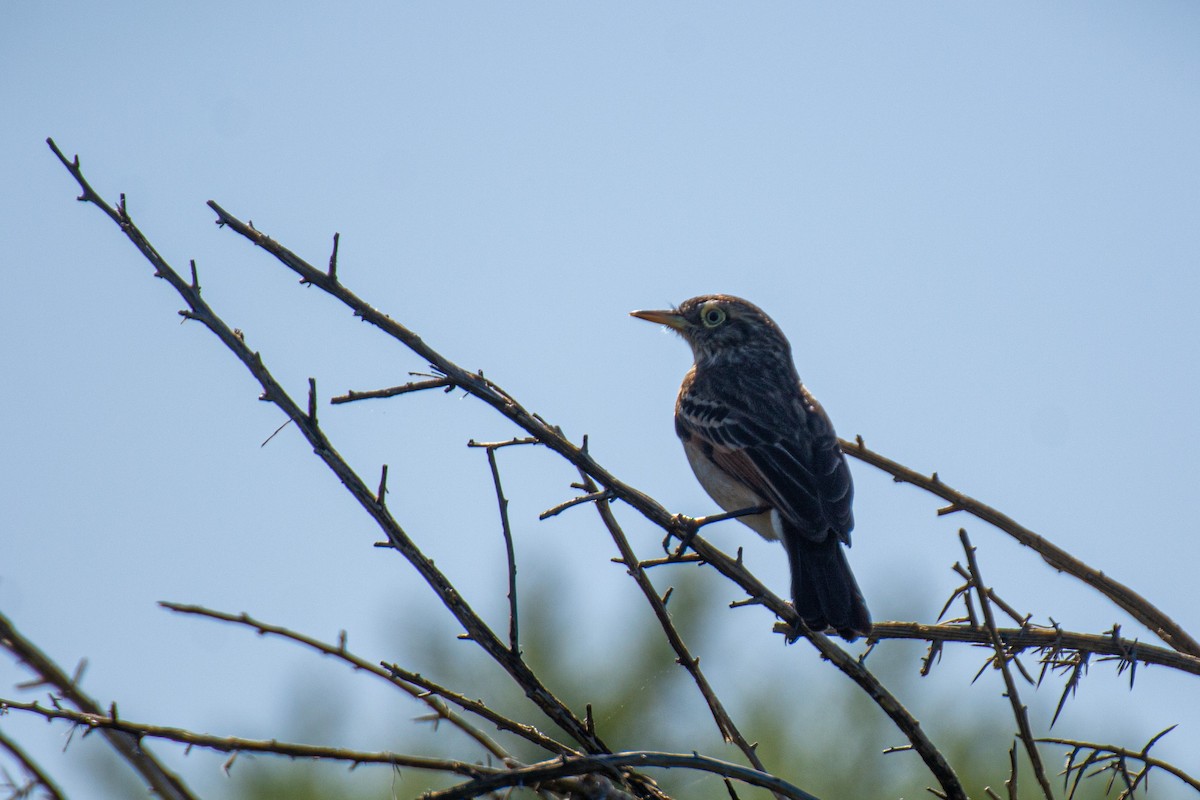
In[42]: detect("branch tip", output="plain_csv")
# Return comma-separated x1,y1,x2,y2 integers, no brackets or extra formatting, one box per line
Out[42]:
376,464,389,506
328,232,340,281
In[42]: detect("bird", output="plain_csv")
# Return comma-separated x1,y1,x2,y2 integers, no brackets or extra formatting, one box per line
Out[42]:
631,294,871,640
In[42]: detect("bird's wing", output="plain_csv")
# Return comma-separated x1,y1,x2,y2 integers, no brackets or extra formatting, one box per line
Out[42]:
678,385,853,544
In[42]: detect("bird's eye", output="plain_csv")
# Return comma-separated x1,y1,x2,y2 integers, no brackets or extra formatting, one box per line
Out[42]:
701,305,727,328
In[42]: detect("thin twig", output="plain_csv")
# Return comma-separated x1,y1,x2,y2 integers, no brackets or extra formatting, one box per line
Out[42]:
0,698,488,774
483,446,521,653
951,563,1029,626
0,728,69,800
467,437,540,449
632,553,706,568
579,470,776,792
1004,742,1018,800
1039,731,1200,794
539,489,614,520
327,231,339,281
959,530,1054,800
378,662,575,757
158,602,518,762
331,376,456,404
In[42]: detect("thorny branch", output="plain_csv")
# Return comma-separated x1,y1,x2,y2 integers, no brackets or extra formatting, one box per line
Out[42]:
45,137,667,800
37,138,1200,799
158,603,517,763
840,437,1200,658
865,622,1200,678
1039,729,1200,798
576,469,775,788
191,173,969,800
0,610,197,800
0,698,822,800
0,697,490,775
630,524,967,797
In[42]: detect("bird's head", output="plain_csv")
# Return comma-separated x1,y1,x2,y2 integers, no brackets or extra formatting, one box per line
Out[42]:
630,294,791,364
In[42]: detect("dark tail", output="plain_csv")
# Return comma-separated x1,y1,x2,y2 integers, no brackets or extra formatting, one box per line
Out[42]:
784,533,871,641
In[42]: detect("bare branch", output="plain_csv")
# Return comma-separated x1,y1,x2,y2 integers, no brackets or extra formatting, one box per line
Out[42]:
420,751,825,800
378,662,575,757
331,376,456,405
578,470,773,790
158,603,518,763
667,538,964,799
482,446,521,653
0,697,486,775
0,608,198,800
47,142,663,796
67,140,1200,800
463,438,540,450
868,622,1200,677
195,195,967,800
0,728,68,800
631,553,706,569
841,436,1200,657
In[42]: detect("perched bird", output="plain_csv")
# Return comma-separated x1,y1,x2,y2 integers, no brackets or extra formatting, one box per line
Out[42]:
631,295,871,640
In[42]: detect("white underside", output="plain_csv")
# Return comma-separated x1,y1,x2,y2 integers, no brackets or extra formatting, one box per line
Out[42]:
683,439,781,541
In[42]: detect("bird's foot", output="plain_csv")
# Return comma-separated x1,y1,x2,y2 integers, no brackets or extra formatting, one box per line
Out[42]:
663,513,699,558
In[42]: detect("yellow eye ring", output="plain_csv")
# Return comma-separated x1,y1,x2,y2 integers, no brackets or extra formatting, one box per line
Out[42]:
701,304,727,328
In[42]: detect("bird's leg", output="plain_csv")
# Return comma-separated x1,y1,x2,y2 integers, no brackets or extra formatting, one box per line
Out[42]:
785,612,826,644
785,612,808,643
662,514,698,556
665,505,769,558
695,504,770,527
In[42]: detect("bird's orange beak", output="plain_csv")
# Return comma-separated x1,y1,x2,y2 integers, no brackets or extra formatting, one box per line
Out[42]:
630,309,689,330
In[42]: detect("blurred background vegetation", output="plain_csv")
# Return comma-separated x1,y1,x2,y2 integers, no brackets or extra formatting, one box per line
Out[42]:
60,566,1143,800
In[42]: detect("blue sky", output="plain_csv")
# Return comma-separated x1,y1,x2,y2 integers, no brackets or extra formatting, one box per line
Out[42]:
3,3,1199,797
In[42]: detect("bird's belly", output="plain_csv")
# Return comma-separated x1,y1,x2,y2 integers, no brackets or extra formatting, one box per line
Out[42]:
683,441,780,542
